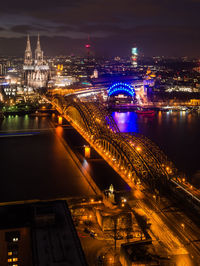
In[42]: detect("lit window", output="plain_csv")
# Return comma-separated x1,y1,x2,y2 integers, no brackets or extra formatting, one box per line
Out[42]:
13,258,18,262
8,251,12,256
13,237,18,242
7,258,12,262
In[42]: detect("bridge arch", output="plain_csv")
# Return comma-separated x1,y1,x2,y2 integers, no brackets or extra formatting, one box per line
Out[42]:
108,82,135,97
52,96,177,189
65,105,92,134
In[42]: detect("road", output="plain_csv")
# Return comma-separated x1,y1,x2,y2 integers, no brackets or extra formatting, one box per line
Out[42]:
129,187,200,265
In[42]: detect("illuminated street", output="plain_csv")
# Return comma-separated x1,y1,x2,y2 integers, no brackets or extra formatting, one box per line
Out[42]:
130,188,200,265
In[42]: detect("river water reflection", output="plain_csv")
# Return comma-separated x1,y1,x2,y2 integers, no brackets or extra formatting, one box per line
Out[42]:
0,115,95,202
0,111,200,202
112,110,200,187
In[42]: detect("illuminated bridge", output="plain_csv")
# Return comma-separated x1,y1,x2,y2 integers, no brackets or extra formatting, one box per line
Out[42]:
49,94,200,210
52,96,176,186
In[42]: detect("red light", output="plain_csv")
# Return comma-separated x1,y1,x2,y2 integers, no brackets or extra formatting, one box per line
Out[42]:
85,44,91,48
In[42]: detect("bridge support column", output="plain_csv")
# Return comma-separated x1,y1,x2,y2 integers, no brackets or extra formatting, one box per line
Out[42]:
58,115,63,125
84,145,91,159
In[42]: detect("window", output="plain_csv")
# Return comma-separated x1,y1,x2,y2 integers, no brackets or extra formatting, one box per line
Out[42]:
12,250,18,256
8,251,12,256
5,231,20,243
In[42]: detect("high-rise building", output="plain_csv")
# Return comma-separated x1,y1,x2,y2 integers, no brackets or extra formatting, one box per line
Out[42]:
0,64,6,76
131,47,138,67
23,35,49,88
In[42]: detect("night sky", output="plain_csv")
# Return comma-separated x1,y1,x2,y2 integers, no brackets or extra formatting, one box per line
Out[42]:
0,0,200,57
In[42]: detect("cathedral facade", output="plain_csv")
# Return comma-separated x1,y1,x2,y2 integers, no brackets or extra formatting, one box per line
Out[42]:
23,35,49,88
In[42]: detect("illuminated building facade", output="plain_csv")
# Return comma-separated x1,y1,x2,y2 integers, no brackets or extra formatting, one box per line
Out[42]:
23,35,49,88
131,47,138,67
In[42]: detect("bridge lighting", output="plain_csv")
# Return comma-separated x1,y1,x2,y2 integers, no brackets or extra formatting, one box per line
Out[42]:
84,146,91,158
58,116,63,125
181,223,185,229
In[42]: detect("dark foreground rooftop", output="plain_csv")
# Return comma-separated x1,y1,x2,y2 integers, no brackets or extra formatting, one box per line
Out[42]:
0,200,88,266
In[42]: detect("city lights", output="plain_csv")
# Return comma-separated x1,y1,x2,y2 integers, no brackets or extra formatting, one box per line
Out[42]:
108,82,135,97
0,9,199,265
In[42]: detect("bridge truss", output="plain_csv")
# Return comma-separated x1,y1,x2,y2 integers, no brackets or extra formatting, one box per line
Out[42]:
51,95,179,191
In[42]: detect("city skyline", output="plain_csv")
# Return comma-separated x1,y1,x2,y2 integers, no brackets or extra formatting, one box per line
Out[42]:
0,1,200,264
0,0,200,57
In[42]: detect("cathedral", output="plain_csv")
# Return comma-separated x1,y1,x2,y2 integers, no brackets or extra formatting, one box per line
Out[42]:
23,35,49,88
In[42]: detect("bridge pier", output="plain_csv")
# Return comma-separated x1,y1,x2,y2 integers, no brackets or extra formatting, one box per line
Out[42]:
84,145,91,159
58,115,63,125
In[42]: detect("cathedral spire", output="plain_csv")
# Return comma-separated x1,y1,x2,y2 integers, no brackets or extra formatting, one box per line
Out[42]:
24,34,32,65
26,34,31,52
36,34,41,51
35,33,43,65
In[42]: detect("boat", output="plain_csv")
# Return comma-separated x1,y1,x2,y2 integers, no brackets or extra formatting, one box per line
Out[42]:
135,108,155,115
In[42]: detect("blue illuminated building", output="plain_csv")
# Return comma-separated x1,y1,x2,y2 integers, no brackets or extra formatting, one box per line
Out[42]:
108,82,135,97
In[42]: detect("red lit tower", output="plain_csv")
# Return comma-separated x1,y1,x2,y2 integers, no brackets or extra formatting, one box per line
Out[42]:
85,36,91,58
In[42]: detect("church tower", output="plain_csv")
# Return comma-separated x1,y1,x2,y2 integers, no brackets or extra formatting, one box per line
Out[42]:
35,34,43,65
23,34,49,88
24,35,32,65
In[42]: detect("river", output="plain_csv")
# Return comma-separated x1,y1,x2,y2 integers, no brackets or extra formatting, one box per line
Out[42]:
0,110,199,203
0,114,128,202
112,110,200,187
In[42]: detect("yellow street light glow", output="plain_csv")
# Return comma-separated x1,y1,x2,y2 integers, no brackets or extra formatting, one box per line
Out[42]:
181,223,185,229
84,146,91,158
136,146,141,152
58,116,63,125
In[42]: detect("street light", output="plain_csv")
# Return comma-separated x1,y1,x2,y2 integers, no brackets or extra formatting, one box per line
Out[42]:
181,223,185,230
136,146,141,152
